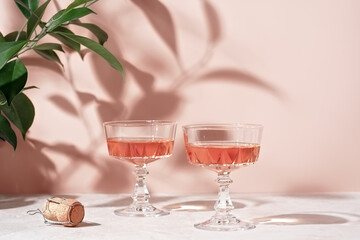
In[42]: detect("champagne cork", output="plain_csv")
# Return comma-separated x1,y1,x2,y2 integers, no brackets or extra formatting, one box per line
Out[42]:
42,197,85,227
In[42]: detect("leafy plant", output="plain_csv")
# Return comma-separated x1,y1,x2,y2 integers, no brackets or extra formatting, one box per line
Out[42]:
0,0,124,150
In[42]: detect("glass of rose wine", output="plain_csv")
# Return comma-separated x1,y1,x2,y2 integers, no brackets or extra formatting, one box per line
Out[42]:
103,120,177,217
183,123,263,231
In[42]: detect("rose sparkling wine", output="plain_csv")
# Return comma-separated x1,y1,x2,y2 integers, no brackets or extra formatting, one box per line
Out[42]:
183,124,263,231
107,138,174,165
185,142,260,173
103,120,177,217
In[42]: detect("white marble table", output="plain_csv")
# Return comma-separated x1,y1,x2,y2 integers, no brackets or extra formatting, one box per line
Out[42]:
0,193,359,239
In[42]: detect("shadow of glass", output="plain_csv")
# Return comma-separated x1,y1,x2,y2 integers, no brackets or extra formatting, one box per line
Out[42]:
0,196,35,210
254,213,348,225
89,195,174,208
282,193,354,200
88,196,129,208
233,196,270,207
150,196,176,204
163,200,245,212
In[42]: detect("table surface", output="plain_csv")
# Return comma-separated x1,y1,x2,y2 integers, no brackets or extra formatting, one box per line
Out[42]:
0,193,359,240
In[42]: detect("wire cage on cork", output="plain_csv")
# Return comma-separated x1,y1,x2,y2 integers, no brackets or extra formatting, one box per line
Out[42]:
39,197,85,227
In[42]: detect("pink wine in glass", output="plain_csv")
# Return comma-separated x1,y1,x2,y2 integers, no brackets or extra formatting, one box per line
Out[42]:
107,138,174,165
183,124,263,231
104,120,177,217
185,142,260,173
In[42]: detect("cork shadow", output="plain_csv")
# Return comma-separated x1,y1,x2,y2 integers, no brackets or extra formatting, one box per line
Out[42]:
76,222,101,227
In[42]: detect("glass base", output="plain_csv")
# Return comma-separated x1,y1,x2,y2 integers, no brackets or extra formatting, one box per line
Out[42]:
114,204,169,217
194,214,255,231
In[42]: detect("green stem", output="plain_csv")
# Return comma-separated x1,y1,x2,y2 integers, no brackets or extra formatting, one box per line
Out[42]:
16,25,48,57
85,0,99,8
15,21,27,41
16,45,31,57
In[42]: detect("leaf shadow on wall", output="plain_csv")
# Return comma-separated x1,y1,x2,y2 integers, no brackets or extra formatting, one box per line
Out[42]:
0,139,56,194
1,0,283,194
21,57,64,76
2,1,27,30
91,0,282,192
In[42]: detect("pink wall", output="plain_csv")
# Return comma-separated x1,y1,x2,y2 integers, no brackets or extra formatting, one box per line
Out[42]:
1,0,359,194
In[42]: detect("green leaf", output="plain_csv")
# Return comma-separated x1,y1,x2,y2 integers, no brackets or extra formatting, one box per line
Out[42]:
23,86,39,91
46,0,93,22
0,90,6,106
0,40,28,70
55,32,124,78
15,0,39,19
48,26,81,54
34,49,63,66
48,10,65,24
0,32,5,42
0,93,35,140
0,113,17,150
0,60,27,104
64,0,93,14
72,22,108,45
50,33,81,54
4,31,27,41
26,0,50,39
47,8,95,33
34,43,64,52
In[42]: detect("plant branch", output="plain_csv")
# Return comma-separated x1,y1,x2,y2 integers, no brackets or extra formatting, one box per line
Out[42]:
15,21,27,41
2,0,124,152
85,0,99,8
16,26,49,57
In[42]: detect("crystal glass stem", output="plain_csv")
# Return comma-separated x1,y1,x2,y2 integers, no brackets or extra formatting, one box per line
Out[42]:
194,171,255,230
114,163,169,217
214,172,234,218
132,164,150,208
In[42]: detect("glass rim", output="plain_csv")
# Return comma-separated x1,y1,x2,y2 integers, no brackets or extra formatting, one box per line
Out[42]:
182,123,263,130
103,120,177,127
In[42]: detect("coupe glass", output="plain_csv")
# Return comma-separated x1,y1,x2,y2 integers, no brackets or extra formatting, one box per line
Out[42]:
103,120,177,217
183,123,263,231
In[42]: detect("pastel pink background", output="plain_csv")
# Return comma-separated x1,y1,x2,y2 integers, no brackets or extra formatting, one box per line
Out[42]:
0,0,359,194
